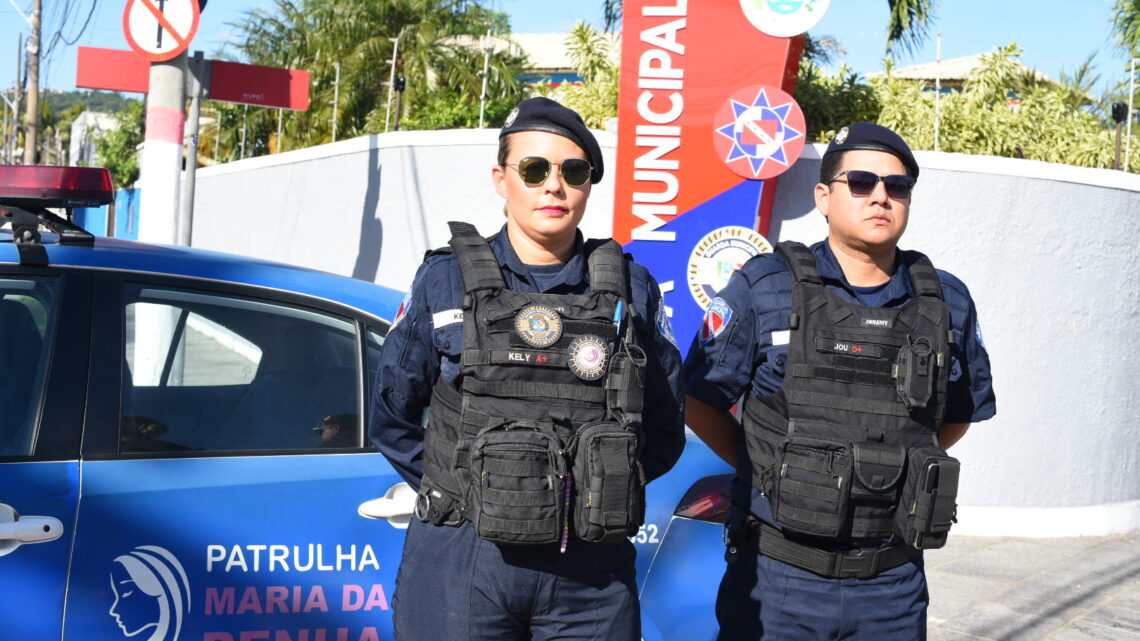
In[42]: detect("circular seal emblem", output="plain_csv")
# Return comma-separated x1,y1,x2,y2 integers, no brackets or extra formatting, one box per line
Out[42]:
712,85,806,181
688,226,773,309
834,126,849,144
504,106,520,127
515,305,562,348
567,335,609,381
739,0,831,38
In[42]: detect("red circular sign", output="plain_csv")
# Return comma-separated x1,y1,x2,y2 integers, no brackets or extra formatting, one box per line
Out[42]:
711,84,806,181
122,0,201,63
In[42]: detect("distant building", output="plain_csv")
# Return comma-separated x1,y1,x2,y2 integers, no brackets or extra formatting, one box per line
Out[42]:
867,53,1057,92
69,111,120,167
447,32,620,86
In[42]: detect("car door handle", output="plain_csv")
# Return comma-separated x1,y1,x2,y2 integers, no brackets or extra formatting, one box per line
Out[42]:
357,482,416,529
0,504,64,558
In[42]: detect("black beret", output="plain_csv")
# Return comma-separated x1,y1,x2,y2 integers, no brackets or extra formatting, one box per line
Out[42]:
823,122,919,179
500,97,604,184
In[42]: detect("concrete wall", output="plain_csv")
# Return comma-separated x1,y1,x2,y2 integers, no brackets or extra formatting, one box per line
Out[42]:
192,130,1140,537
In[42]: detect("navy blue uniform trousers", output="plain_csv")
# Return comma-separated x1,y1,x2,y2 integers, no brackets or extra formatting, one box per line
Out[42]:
393,518,639,641
716,546,928,641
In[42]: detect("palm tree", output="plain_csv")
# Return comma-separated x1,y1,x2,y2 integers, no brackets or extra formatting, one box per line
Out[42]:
1112,0,1140,56
219,0,527,154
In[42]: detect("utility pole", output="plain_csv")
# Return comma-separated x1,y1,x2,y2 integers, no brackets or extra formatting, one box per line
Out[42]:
479,29,491,128
11,35,21,164
331,61,340,142
1127,58,1136,173
22,0,41,165
385,36,400,132
934,32,941,153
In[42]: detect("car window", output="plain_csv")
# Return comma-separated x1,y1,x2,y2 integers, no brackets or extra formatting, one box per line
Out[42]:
121,284,361,453
0,276,60,456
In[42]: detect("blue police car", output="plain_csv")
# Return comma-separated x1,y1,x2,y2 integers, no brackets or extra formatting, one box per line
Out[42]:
0,165,732,641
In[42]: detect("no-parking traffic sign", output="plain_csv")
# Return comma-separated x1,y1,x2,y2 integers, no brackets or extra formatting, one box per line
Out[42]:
122,0,200,62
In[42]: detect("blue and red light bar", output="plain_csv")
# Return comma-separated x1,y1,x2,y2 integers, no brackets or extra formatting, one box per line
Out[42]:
0,165,114,208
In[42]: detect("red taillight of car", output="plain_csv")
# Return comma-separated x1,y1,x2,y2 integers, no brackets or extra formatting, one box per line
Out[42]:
0,165,114,207
673,473,734,524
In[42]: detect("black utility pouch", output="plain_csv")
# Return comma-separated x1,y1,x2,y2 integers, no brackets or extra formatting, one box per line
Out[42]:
771,437,853,538
606,344,646,421
468,423,565,545
893,447,960,549
849,442,907,538
570,422,645,543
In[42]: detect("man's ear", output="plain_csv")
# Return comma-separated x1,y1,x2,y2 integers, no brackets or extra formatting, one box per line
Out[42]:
814,182,831,220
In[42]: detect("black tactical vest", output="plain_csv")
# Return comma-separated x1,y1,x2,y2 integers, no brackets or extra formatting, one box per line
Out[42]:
418,222,647,546
743,241,960,548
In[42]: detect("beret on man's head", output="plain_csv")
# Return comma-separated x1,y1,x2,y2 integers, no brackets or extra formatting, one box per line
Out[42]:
823,122,919,179
500,97,604,184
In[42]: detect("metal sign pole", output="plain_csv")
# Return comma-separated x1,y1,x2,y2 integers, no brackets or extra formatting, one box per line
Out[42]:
178,51,206,247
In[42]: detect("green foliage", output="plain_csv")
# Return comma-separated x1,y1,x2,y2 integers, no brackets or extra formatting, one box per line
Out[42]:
94,101,145,189
399,86,517,130
885,0,937,57
218,0,527,156
794,43,1138,170
1112,0,1140,55
796,62,881,141
42,90,136,116
537,21,619,129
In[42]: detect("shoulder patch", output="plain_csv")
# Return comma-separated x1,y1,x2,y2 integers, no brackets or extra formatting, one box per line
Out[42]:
390,292,412,330
699,297,734,345
656,305,677,348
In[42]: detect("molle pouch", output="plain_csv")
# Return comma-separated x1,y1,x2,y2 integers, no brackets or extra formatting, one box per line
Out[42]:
605,344,646,423
849,442,907,538
893,447,960,549
772,437,852,538
469,423,565,545
894,338,935,409
570,422,645,543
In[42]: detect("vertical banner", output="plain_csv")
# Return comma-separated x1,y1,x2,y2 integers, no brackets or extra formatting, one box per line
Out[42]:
614,0,828,357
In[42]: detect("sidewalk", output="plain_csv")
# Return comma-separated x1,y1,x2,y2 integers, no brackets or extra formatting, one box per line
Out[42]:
926,529,1140,640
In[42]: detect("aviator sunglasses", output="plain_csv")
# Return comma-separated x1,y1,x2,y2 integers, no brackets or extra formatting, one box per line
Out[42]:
827,169,916,200
507,156,593,187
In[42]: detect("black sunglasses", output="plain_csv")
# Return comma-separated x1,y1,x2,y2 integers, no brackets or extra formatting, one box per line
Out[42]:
506,156,593,187
827,170,916,200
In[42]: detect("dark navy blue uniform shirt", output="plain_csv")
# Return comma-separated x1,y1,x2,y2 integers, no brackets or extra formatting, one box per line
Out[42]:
370,226,686,491
683,240,996,520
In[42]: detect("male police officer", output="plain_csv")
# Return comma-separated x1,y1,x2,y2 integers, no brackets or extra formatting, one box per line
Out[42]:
370,98,685,641
683,122,996,640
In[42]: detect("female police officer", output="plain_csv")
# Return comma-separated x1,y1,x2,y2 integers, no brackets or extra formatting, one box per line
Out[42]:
369,97,685,641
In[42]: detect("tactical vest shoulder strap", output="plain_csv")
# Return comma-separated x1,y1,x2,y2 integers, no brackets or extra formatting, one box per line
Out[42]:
585,238,631,302
775,241,824,285
447,221,506,293
899,250,944,300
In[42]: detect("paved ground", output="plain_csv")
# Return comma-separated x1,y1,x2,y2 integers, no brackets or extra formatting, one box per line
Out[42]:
926,529,1140,640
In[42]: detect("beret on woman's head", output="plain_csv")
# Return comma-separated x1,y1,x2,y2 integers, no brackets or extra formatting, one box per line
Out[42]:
500,97,604,184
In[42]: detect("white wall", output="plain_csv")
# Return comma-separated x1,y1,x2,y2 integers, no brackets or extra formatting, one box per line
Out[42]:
193,131,1140,537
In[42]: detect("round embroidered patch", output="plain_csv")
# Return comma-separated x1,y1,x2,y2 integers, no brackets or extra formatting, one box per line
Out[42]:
567,335,609,381
515,305,563,348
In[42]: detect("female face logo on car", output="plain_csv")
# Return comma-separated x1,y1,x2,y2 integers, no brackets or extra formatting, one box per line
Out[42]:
108,545,191,641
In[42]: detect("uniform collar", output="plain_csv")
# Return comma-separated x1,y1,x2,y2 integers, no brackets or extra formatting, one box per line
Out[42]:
811,240,915,307
489,225,588,291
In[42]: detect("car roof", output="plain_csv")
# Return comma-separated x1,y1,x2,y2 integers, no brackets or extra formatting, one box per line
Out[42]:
0,232,404,322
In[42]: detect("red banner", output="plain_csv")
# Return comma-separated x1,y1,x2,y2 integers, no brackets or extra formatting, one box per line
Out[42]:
209,61,311,111
76,47,150,94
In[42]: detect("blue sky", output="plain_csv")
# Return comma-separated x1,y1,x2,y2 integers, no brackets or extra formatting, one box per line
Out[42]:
0,0,1132,98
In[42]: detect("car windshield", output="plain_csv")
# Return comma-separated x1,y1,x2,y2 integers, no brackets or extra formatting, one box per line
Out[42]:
0,276,60,456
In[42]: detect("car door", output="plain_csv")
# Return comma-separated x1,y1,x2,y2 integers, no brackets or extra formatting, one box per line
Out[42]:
62,275,409,641
0,270,91,640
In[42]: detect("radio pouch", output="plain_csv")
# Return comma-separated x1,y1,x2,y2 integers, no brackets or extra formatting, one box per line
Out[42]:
771,436,852,538
893,447,960,549
570,421,645,543
468,423,565,545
